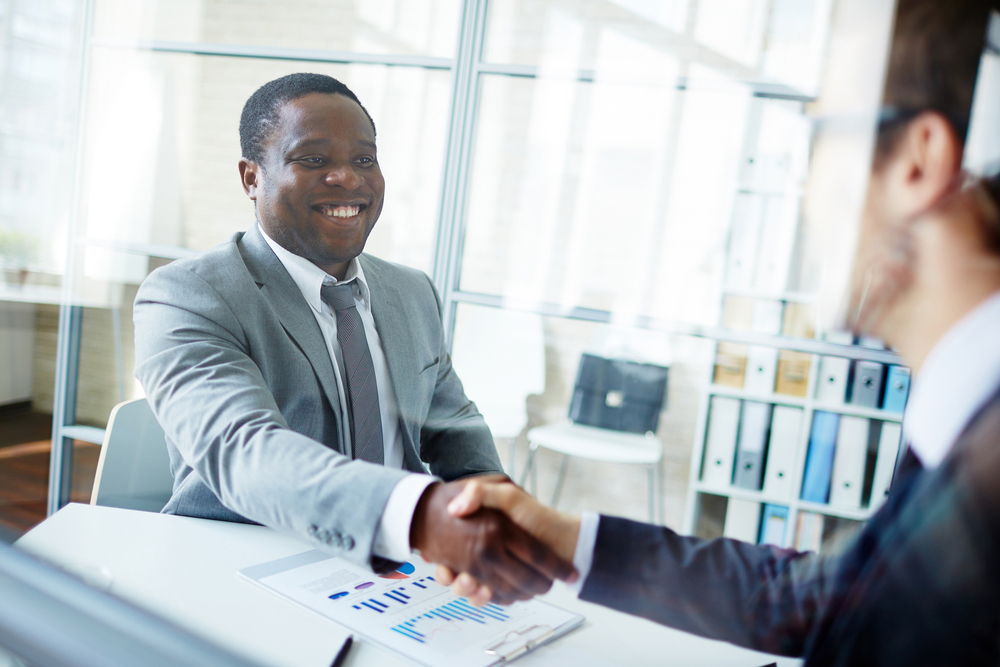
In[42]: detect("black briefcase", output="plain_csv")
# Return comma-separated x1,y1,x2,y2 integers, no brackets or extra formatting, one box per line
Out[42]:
568,354,669,434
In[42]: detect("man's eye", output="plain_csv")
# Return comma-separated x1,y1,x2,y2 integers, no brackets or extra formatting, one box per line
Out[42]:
302,157,325,166
356,156,375,165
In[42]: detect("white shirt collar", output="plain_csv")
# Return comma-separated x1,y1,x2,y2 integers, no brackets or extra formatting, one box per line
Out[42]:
257,223,371,313
905,289,1000,468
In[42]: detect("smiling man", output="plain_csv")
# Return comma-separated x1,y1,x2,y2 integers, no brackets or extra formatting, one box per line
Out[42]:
132,73,573,602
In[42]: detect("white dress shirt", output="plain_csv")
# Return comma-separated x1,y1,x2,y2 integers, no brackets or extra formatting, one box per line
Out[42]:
570,289,1000,593
260,226,434,562
904,289,1000,468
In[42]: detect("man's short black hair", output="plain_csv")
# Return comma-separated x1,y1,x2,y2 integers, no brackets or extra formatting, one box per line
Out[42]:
239,73,376,164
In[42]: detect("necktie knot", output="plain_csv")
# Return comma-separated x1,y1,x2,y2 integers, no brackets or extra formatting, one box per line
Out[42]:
321,283,356,312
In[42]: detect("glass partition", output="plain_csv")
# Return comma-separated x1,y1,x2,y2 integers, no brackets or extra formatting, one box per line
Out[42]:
92,0,463,58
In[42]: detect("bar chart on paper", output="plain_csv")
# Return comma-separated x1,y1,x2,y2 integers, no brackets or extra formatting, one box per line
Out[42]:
239,551,583,667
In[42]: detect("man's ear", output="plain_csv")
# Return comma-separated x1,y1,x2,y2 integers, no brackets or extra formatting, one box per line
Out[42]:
893,111,963,217
238,158,260,200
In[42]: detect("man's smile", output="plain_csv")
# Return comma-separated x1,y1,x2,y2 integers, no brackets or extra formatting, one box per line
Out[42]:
312,202,368,221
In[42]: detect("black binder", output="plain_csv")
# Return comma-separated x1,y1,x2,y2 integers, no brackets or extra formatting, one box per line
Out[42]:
568,354,669,434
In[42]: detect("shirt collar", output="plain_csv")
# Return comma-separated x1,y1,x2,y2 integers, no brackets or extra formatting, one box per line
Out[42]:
905,289,1000,468
257,223,371,313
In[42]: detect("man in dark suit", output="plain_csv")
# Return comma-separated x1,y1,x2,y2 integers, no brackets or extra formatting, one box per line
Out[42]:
133,73,573,602
441,0,1000,663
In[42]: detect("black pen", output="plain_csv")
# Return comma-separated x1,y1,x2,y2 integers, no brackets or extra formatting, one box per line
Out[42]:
330,634,354,667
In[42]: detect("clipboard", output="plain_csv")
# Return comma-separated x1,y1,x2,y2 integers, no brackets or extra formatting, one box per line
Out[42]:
239,549,584,667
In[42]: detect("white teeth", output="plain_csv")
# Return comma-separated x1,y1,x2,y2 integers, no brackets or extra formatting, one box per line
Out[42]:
321,205,360,218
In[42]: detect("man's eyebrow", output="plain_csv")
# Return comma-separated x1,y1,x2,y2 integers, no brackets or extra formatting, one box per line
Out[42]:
287,138,377,150
288,138,328,150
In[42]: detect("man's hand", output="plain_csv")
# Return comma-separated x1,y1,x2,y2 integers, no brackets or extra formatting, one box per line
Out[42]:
433,480,582,605
409,480,577,606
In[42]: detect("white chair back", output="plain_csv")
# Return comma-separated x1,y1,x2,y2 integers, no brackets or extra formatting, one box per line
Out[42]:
451,308,545,439
90,398,174,512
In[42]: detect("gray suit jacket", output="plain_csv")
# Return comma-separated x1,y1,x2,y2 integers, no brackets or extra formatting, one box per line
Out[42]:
133,225,502,567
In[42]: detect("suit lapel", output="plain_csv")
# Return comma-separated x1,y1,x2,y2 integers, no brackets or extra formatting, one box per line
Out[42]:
361,255,423,468
239,226,347,455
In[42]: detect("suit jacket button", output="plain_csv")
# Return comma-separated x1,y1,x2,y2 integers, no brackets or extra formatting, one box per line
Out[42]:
343,536,355,550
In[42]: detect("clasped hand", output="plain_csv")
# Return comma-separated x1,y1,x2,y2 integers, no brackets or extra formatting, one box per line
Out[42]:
411,477,581,606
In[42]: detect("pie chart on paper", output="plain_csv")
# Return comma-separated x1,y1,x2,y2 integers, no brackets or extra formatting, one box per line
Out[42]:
379,561,416,580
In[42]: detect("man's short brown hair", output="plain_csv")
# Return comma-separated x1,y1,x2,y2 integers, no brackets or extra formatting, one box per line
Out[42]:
877,0,998,159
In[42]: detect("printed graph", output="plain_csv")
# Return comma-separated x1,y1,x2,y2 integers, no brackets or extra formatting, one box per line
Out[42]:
391,599,512,644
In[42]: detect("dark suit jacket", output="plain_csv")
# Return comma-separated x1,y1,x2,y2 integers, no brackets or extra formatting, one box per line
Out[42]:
133,226,503,568
581,389,1000,665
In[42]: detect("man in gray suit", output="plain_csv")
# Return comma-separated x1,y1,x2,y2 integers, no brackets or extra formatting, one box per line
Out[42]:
440,0,1000,663
133,73,573,603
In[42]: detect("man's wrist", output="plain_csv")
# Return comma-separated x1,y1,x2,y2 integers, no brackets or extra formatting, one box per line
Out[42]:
373,474,437,562
409,481,442,553
567,512,600,595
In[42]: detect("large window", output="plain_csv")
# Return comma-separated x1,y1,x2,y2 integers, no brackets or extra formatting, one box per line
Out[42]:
33,0,896,544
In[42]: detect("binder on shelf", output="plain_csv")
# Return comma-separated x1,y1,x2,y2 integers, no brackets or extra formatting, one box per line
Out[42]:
870,422,903,510
829,416,870,509
752,196,799,294
713,342,748,388
752,299,785,335
702,396,742,489
782,302,816,339
882,365,911,413
733,401,773,490
763,406,803,498
815,331,852,405
723,498,762,543
758,504,790,546
721,295,755,330
794,511,825,552
801,411,840,503
775,350,811,397
743,346,779,394
849,361,885,408
725,193,765,290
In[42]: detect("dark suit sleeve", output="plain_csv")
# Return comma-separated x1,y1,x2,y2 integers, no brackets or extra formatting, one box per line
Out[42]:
417,275,504,481
580,517,834,656
578,459,935,659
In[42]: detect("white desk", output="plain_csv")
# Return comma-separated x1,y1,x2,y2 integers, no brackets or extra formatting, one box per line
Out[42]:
15,504,800,667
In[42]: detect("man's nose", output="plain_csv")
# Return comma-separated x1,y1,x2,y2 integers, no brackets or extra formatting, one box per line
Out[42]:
324,164,363,189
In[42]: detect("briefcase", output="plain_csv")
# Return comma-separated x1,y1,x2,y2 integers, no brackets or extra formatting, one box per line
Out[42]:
568,354,669,434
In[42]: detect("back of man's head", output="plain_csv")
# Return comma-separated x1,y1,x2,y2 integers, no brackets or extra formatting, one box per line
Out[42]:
239,73,376,165
877,0,997,160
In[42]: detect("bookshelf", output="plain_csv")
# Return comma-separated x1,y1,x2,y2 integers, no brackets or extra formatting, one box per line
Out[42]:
679,91,908,552
681,309,908,551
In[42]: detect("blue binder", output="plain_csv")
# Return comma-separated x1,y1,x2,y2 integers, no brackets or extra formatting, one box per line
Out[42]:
882,365,911,413
801,411,840,503
758,504,790,546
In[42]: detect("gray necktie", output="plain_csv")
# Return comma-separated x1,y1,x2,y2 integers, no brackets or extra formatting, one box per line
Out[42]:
321,282,384,465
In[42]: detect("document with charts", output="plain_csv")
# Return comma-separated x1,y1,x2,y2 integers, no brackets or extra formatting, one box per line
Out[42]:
239,550,584,667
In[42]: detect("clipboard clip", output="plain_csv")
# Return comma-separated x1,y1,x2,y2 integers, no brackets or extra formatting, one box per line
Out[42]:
484,624,555,662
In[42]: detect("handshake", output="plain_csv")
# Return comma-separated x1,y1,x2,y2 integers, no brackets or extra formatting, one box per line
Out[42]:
409,477,581,607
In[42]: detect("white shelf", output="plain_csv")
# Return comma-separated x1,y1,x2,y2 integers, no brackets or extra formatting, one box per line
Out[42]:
694,483,796,508
708,385,808,407
707,385,904,422
796,499,872,522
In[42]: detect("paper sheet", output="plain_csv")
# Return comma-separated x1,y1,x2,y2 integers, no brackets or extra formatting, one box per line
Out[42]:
239,550,584,667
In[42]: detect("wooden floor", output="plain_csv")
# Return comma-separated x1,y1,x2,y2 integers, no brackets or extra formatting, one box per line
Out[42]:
0,408,99,538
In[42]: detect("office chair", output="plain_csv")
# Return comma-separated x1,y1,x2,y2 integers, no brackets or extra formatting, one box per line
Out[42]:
90,398,174,513
520,354,669,523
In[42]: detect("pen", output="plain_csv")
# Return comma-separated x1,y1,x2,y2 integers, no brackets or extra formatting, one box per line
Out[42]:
330,634,353,667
